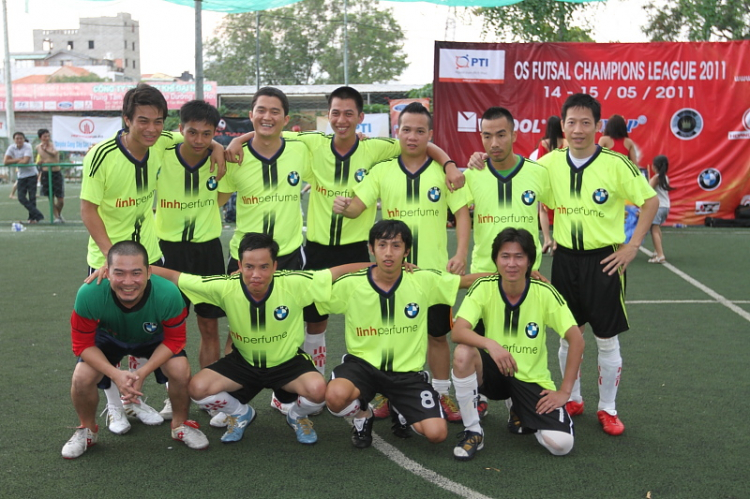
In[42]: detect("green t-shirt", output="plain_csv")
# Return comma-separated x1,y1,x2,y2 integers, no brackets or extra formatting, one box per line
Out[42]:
219,138,312,259
464,156,554,273
319,267,460,372
354,157,469,270
155,144,222,243
178,269,332,368
537,147,656,250
456,276,577,390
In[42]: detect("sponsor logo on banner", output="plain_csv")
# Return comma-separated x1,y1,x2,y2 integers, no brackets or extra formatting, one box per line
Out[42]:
79,119,95,134
727,108,750,140
600,115,648,134
695,201,720,215
514,119,543,134
439,49,505,84
457,111,477,132
697,168,721,191
670,108,703,140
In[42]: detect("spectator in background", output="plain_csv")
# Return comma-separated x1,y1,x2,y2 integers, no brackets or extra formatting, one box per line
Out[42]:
5,132,44,223
536,116,567,159
598,114,638,164
647,155,674,264
37,128,65,223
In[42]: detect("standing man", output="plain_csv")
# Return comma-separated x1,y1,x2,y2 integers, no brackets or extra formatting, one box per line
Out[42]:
536,93,658,435
334,103,471,422
5,132,43,223
451,228,583,460
62,241,208,459
37,128,65,223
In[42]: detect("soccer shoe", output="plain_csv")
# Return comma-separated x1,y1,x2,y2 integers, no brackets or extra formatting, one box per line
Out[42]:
102,404,131,435
597,410,625,436
123,398,164,426
351,409,374,449
286,414,318,445
477,395,489,419
391,409,411,439
62,425,98,459
453,430,484,461
171,420,209,450
221,406,257,443
566,400,585,417
270,393,293,416
159,398,173,420
209,410,229,428
507,407,535,435
371,393,390,419
440,394,462,423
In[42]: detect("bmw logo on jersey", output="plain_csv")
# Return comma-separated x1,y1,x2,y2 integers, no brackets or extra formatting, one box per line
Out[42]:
404,303,420,318
287,171,300,186
274,306,290,320
521,190,536,206
428,186,441,202
206,176,218,191
525,322,539,339
354,168,367,183
143,322,159,334
593,188,609,204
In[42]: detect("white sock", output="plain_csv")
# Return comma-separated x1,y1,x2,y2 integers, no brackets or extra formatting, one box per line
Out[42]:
559,338,582,403
128,356,146,371
304,331,326,375
329,399,361,418
193,392,246,416
288,395,325,420
432,378,451,397
452,370,481,433
596,336,622,415
535,430,574,456
103,384,123,408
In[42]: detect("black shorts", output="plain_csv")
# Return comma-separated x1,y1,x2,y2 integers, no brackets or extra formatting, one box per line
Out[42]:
551,245,629,338
40,170,64,198
427,304,453,338
207,347,317,404
80,332,187,390
160,238,226,319
331,354,444,424
227,246,303,274
477,349,574,435
303,240,370,323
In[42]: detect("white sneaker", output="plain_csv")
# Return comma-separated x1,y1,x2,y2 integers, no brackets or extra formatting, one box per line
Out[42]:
160,398,173,420
123,398,164,425
171,420,209,450
270,393,293,416
102,404,131,434
62,425,98,459
209,410,229,428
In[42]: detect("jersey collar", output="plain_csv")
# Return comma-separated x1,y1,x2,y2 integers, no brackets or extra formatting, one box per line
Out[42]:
175,143,210,171
248,137,286,163
367,265,402,297
111,280,153,314
330,136,360,160
239,275,275,306
116,129,150,166
487,154,524,182
566,145,602,171
498,277,530,309
397,156,433,178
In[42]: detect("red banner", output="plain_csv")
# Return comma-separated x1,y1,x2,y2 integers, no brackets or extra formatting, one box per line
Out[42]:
433,41,750,225
0,81,218,112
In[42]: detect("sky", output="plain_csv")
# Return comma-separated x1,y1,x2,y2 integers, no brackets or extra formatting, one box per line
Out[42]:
1,0,651,85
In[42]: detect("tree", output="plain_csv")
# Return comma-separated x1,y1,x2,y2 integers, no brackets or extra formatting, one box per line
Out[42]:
204,0,407,86
475,0,595,43
643,0,750,41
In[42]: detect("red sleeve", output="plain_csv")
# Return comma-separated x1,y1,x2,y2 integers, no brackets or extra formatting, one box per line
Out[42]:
161,307,188,354
70,310,99,356
536,142,548,159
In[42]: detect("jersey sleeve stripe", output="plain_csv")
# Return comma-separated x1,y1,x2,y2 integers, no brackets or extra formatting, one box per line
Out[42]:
531,280,566,306
88,140,118,177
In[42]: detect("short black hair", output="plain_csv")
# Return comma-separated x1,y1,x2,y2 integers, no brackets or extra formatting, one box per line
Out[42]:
603,114,629,139
12,131,25,140
252,86,289,116
180,100,220,128
368,219,412,252
122,83,168,129
398,102,432,129
481,107,514,131
328,86,364,114
37,128,50,138
561,93,601,123
107,240,149,267
238,232,279,262
491,227,536,279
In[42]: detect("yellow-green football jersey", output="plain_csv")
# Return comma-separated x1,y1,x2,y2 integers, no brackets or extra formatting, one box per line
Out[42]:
457,276,577,390
537,147,656,250
178,269,332,368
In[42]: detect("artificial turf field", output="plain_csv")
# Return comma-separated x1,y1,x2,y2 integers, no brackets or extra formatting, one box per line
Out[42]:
1,181,748,499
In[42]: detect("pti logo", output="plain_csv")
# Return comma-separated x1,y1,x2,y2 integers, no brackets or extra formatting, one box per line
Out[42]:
354,168,367,183
427,186,441,202
521,190,536,206
274,306,289,320
455,54,490,70
670,108,703,140
697,168,721,191
525,322,539,339
79,119,95,134
143,322,158,334
206,176,218,191
404,302,420,318
287,171,300,186
593,188,609,204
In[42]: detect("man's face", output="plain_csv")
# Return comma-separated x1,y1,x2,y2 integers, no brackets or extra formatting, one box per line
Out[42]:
563,106,599,155
481,117,516,165
240,248,277,296
123,105,164,150
13,135,24,148
495,241,529,283
40,132,51,144
398,112,432,158
179,120,215,158
250,95,289,140
107,253,151,308
370,234,409,273
328,97,363,141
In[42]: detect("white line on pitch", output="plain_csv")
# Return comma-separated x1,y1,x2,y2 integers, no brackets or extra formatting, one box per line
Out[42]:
627,300,750,304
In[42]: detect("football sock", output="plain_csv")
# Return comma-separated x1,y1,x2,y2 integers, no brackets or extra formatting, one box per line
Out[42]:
193,392,245,416
328,398,361,418
452,370,481,433
559,338,582,402
103,384,123,408
289,395,324,419
432,378,451,397
535,430,574,456
128,355,146,371
596,335,622,414
304,331,326,375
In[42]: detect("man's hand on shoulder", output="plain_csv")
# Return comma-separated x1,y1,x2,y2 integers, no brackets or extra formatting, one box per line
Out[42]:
467,152,487,170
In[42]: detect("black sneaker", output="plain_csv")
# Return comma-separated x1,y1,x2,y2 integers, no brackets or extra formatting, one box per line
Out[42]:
391,406,411,439
453,430,483,461
351,413,374,449
507,407,535,435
